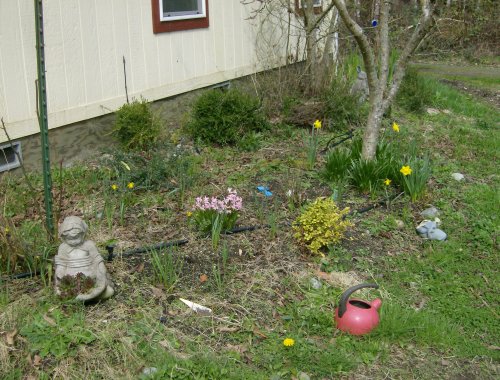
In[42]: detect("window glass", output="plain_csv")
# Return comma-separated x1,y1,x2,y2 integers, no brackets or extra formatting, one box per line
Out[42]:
163,0,200,14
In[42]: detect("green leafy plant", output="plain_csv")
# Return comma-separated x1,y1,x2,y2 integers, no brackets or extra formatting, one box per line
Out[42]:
321,147,351,182
396,67,434,112
184,88,268,145
293,198,353,256
212,241,235,298
146,246,184,292
349,157,388,192
302,120,321,169
20,309,95,359
268,197,279,239
321,76,364,129
111,96,163,152
400,154,435,202
238,131,262,152
101,141,197,191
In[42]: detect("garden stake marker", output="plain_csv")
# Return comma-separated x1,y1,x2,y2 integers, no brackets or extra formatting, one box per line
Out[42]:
34,0,55,240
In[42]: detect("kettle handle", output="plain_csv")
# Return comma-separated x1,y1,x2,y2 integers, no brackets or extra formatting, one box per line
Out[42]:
338,283,379,318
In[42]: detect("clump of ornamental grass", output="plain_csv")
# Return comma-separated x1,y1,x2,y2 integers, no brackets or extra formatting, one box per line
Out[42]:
293,198,353,256
191,188,243,233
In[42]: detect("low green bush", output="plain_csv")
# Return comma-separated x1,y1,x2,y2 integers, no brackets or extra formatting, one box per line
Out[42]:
111,97,163,152
184,88,268,145
396,67,434,112
321,76,364,129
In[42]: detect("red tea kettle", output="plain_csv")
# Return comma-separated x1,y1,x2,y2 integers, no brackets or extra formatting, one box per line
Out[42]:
334,283,382,336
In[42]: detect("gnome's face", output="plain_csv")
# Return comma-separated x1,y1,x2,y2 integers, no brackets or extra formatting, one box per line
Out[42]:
63,229,85,247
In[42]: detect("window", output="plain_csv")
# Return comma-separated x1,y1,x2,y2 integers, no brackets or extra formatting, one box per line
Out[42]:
294,0,323,14
298,0,322,8
152,0,209,34
0,142,22,172
160,0,206,22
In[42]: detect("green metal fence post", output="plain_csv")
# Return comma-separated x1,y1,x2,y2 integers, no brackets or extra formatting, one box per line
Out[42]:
34,0,55,239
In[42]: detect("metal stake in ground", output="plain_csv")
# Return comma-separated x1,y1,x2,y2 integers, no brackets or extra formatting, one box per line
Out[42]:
34,0,55,240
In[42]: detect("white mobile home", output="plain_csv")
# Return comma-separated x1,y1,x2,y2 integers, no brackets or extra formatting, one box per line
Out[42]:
0,0,277,169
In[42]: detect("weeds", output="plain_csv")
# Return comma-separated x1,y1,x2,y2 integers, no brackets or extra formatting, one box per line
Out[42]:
146,246,184,292
302,120,321,170
212,241,235,298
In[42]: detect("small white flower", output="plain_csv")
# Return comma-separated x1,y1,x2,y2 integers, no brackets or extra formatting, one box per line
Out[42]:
287,189,293,197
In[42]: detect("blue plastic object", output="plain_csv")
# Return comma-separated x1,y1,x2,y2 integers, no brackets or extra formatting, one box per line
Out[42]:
257,186,273,196
372,20,378,27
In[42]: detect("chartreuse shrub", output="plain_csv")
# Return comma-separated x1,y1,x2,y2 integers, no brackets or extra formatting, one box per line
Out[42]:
112,96,164,152
184,88,268,145
293,198,353,256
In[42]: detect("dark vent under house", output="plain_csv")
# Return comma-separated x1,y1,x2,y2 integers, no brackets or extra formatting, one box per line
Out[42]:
0,143,22,171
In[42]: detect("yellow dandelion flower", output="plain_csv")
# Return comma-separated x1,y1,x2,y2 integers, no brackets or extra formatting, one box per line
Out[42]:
393,122,399,132
5,228,9,233
314,120,322,129
400,166,412,176
187,212,192,217
111,184,117,190
384,179,391,186
127,182,134,189
283,338,295,347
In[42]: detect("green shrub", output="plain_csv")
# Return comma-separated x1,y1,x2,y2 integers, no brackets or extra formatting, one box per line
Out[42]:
396,67,434,112
321,77,363,129
112,97,163,152
293,197,353,256
184,88,268,145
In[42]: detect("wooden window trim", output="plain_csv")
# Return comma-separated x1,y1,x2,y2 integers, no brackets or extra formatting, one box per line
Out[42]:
294,0,323,16
152,0,209,34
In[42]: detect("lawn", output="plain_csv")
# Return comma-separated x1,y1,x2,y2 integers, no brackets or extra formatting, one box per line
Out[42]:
1,73,499,379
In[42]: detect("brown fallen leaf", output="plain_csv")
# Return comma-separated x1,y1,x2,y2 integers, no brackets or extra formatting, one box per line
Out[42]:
315,270,330,280
26,353,35,369
441,358,451,366
216,326,240,332
128,263,144,275
43,313,57,327
6,329,17,345
226,344,247,354
252,329,268,339
33,355,42,367
487,345,500,350
200,274,207,283
150,287,167,301
166,231,177,239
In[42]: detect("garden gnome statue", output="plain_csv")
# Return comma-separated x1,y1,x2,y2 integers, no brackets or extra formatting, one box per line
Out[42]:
54,216,114,302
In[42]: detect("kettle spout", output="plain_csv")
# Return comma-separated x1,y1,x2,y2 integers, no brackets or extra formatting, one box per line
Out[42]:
371,298,382,310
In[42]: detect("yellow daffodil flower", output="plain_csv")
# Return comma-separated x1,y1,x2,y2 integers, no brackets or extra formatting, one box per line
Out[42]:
314,120,322,129
127,182,134,189
187,212,192,217
111,184,117,190
400,166,412,176
384,179,391,186
283,338,295,347
393,122,399,132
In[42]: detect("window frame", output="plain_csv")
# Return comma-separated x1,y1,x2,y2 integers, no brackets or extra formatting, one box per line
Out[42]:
160,0,206,22
152,0,209,34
